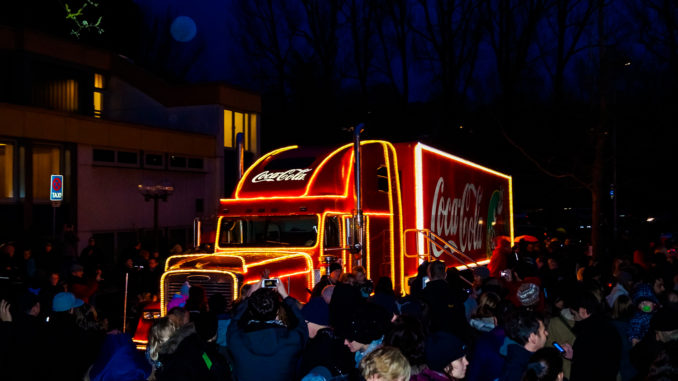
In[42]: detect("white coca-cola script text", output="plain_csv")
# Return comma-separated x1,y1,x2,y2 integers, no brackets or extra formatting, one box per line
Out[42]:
430,177,484,256
251,168,313,183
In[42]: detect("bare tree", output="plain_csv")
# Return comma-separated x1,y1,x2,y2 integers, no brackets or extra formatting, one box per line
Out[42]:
374,0,412,106
341,0,378,104
412,0,484,118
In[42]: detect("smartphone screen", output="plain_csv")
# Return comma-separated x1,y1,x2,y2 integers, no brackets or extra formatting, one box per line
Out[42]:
553,342,565,353
263,279,278,288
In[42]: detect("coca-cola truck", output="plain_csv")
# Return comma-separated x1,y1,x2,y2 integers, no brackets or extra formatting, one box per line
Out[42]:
132,138,513,348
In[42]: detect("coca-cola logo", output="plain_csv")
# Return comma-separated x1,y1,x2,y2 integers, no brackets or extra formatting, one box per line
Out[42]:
430,177,484,257
251,168,313,183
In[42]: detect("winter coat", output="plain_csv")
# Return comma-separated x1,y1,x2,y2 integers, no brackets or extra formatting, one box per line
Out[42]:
88,332,151,381
570,313,621,381
155,323,231,381
298,327,354,378
499,339,533,381
466,326,506,381
421,279,470,341
227,296,308,381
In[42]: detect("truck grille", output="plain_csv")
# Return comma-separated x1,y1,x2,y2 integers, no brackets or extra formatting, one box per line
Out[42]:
164,271,236,310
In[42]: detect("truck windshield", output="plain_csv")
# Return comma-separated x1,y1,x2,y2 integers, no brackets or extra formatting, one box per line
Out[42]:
218,215,318,247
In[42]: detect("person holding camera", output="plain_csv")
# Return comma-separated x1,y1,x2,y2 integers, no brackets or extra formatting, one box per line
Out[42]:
226,273,308,381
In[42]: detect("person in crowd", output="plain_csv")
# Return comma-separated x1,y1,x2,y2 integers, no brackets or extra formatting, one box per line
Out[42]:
489,236,513,278
43,292,92,380
469,291,501,333
610,294,637,381
383,315,429,378
80,236,104,277
369,276,398,321
545,292,576,380
521,347,564,381
630,307,678,377
424,330,469,380
339,271,357,285
67,262,99,304
421,260,470,341
298,296,354,378
628,282,659,345
466,300,514,381
227,277,308,381
359,346,411,381
354,265,374,298
343,302,391,366
564,289,621,381
312,262,342,297
17,247,37,284
605,270,634,308
499,309,548,381
86,330,152,381
149,314,228,381
321,284,335,304
0,241,19,278
142,257,163,296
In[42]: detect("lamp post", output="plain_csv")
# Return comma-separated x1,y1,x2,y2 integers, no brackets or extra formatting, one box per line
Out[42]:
138,182,174,249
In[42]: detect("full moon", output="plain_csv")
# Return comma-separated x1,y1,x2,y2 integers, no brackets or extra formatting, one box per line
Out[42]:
170,16,197,42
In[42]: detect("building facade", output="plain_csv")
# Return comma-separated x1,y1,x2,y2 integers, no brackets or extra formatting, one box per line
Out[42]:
0,27,261,261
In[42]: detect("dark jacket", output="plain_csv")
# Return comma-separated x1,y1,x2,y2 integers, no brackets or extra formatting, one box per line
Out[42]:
310,275,334,298
227,296,308,381
499,340,534,381
155,323,230,381
420,279,470,341
570,313,621,381
467,326,506,381
298,327,354,378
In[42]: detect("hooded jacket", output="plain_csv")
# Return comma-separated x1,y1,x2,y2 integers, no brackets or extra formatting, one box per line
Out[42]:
227,296,308,381
155,323,229,381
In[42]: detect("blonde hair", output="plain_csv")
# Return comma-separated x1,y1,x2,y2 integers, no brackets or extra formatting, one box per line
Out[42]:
360,346,411,381
147,317,179,362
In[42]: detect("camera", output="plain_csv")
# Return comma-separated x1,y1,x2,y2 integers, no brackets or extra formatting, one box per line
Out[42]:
262,278,279,288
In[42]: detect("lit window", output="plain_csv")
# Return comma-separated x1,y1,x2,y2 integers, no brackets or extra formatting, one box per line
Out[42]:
235,112,245,148
93,73,104,118
224,109,233,148
249,113,258,153
32,145,61,201
0,142,14,199
32,79,79,112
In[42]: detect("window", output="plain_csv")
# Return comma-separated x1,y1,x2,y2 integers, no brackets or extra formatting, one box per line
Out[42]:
169,155,187,168
32,145,61,200
169,155,204,171
117,151,138,165
218,215,318,247
93,148,139,167
187,158,204,170
144,153,164,168
324,216,341,248
93,73,104,118
224,108,259,154
93,149,115,163
0,142,14,199
377,166,389,193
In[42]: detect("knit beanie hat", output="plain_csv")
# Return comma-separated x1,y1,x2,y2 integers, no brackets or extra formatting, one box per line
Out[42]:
303,297,330,326
632,283,659,305
517,283,540,307
425,331,466,372
344,303,389,344
473,266,490,280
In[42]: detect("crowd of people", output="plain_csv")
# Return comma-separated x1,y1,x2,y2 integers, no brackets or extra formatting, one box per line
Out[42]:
1,233,678,381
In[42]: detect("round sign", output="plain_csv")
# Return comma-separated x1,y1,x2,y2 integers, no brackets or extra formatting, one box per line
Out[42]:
52,177,62,192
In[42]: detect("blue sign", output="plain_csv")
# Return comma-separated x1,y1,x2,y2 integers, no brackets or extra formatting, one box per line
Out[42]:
50,175,63,201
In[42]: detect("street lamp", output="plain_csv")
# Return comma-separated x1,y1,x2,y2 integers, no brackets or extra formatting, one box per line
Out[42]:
138,182,174,249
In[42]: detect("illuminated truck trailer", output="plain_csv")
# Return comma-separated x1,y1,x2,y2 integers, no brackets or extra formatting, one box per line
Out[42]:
133,140,513,348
